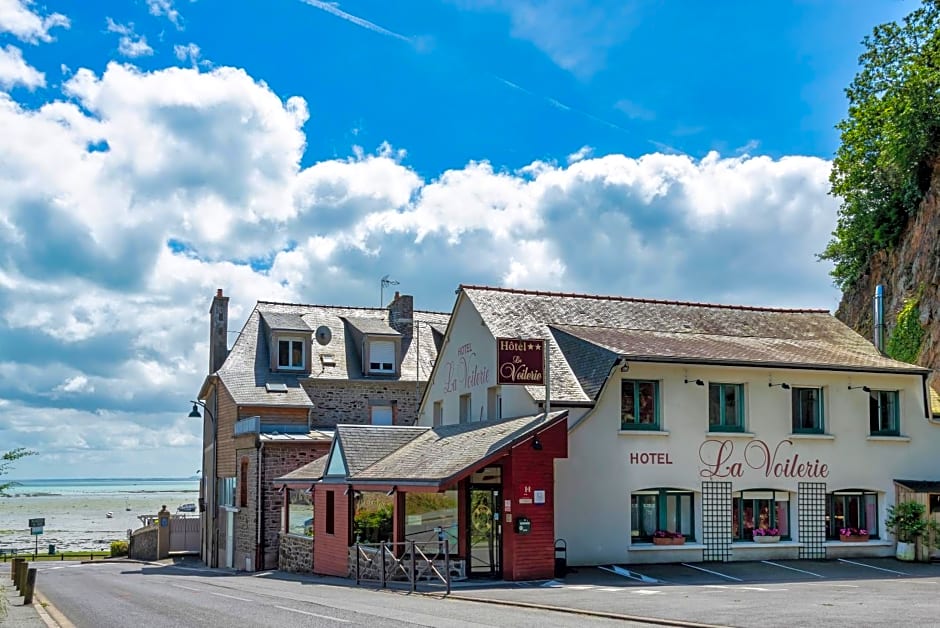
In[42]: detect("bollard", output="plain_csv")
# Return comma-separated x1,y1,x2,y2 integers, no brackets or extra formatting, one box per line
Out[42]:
23,568,36,605
11,557,23,583
15,559,27,592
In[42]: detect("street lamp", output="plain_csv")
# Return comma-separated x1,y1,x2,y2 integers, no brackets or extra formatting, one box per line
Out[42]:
189,399,216,566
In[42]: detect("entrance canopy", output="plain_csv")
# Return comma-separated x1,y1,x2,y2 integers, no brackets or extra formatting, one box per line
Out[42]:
274,411,568,492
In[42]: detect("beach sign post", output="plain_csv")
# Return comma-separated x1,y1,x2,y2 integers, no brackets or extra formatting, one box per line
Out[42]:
28,518,44,559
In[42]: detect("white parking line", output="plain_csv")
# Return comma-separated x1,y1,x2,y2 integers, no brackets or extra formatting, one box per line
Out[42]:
274,605,350,623
837,559,909,576
209,592,252,602
681,563,742,581
761,560,824,578
600,565,661,583
171,584,202,592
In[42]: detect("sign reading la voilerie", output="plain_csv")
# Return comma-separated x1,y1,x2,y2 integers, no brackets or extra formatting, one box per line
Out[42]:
496,338,545,386
698,438,830,479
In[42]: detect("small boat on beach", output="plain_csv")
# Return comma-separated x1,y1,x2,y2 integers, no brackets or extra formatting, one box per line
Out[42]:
106,511,114,518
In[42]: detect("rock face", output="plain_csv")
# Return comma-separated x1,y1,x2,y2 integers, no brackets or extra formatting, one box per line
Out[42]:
836,162,940,383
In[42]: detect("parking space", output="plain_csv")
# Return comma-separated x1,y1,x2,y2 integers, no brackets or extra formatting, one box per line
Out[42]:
598,558,940,588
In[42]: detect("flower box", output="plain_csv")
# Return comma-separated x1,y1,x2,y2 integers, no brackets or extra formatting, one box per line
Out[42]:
652,536,685,545
839,534,869,543
753,535,781,544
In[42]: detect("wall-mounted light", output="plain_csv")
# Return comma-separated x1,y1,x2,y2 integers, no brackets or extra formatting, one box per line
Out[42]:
769,382,790,390
620,362,630,373
848,385,871,393
684,378,705,386
532,435,543,451
386,486,397,497
343,485,351,496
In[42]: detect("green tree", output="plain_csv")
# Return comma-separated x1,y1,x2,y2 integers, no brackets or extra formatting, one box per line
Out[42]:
820,1,940,288
0,448,37,497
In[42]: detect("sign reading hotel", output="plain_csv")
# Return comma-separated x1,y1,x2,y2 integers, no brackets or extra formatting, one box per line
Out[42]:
496,338,545,386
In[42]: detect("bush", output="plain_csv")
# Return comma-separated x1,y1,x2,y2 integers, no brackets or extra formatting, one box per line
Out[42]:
110,540,129,557
354,505,393,544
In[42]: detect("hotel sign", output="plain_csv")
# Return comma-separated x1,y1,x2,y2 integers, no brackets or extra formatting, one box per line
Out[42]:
699,439,830,479
496,338,544,386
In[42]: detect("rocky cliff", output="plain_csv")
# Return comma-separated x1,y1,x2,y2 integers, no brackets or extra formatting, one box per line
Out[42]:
836,161,940,384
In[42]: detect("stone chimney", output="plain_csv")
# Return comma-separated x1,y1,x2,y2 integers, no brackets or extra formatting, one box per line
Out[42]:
387,291,414,338
209,288,230,374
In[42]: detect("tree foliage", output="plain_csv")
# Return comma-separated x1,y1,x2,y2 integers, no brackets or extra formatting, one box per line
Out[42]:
820,1,940,288
886,296,926,363
0,448,37,496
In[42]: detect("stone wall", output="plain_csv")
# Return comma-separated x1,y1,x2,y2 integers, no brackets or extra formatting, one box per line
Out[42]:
278,533,314,573
304,380,427,427
234,447,258,571
129,525,158,561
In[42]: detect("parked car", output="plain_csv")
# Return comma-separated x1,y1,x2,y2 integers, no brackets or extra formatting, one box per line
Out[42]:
177,503,197,513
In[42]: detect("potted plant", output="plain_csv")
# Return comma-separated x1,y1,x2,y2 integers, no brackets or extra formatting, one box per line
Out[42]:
652,530,685,545
885,500,940,561
839,527,869,542
753,528,781,543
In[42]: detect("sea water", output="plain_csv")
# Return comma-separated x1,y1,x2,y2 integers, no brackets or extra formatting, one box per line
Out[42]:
0,477,200,553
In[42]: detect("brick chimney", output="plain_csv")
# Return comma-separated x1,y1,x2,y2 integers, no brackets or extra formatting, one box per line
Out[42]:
209,288,230,374
387,291,414,338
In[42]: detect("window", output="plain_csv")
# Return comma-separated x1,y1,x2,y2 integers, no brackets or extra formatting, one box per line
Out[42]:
792,387,824,433
278,337,305,370
433,401,443,426
487,386,502,421
218,477,235,507
630,489,694,542
709,383,744,431
239,458,249,508
869,390,899,435
827,490,878,538
368,340,395,373
459,394,471,424
287,488,314,536
325,491,335,535
733,490,790,540
370,404,393,425
621,380,660,430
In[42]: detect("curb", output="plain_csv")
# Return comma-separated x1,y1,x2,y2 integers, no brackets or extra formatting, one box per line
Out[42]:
444,594,732,628
33,589,73,628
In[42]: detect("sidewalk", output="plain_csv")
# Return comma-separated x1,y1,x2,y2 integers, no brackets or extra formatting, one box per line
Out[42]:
1,582,47,627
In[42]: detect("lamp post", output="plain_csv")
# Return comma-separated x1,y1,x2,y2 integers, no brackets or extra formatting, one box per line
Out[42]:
188,400,216,566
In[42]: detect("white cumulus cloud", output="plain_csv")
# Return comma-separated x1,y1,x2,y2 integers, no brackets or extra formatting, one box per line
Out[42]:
0,44,44,89
106,18,154,58
0,0,69,43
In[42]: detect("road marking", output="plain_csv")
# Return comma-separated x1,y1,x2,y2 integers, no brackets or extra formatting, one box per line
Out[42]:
171,584,202,592
600,564,661,584
837,559,909,575
681,562,742,581
761,560,824,578
631,589,664,595
209,592,252,602
739,586,786,592
832,584,860,588
274,605,350,623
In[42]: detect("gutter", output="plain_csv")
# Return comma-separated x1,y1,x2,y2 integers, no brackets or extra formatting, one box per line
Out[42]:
256,438,264,572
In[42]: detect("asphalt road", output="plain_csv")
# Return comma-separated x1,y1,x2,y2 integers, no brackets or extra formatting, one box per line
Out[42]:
30,561,638,628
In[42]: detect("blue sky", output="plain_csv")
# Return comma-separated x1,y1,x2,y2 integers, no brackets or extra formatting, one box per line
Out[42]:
0,0,916,478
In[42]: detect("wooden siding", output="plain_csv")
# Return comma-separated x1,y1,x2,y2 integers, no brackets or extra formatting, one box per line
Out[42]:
313,487,352,577
217,384,238,477
239,405,309,424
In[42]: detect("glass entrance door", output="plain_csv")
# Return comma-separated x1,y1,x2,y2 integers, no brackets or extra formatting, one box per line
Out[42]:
469,466,502,578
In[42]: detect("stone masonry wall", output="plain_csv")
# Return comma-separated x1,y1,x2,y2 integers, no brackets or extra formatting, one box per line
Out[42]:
261,442,330,570
303,380,427,427
234,447,258,571
129,525,158,561
278,533,314,573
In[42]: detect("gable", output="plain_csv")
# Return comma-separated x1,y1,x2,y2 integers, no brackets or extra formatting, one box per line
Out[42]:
325,439,347,478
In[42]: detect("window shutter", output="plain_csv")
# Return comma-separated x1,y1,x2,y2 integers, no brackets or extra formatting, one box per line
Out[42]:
369,340,395,371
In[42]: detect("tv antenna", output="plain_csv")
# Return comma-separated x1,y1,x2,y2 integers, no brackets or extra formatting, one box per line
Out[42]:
380,274,399,306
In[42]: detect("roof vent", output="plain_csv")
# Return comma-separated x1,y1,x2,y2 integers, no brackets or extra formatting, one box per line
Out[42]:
265,382,288,393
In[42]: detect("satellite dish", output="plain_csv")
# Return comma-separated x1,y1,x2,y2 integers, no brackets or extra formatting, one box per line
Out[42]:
315,325,332,346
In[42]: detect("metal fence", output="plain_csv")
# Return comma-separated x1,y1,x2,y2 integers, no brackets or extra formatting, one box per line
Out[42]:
353,540,451,594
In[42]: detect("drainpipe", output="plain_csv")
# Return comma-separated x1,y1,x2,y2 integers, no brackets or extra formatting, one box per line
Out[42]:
873,285,885,353
256,439,264,572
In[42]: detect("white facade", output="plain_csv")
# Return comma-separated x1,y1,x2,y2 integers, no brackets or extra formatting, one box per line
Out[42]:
418,289,940,566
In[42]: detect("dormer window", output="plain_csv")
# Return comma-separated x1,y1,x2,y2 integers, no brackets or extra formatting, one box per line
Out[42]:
368,340,395,374
278,337,305,370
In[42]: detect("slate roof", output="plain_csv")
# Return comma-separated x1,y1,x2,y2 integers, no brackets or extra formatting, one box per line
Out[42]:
259,311,310,332
350,411,567,485
461,286,929,403
334,425,428,476
342,317,400,336
216,301,449,406
274,454,328,484
895,479,940,493
259,428,334,443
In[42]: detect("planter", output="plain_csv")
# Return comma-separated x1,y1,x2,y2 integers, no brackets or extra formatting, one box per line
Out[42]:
839,534,870,543
753,535,781,544
652,537,685,546
896,541,915,561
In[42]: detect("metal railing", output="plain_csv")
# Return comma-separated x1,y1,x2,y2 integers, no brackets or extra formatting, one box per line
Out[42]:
353,540,451,594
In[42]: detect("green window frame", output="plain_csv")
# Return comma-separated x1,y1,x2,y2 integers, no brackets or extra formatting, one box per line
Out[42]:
827,490,878,539
732,490,791,540
708,383,744,432
621,380,660,430
869,390,900,436
631,488,695,542
791,387,824,434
